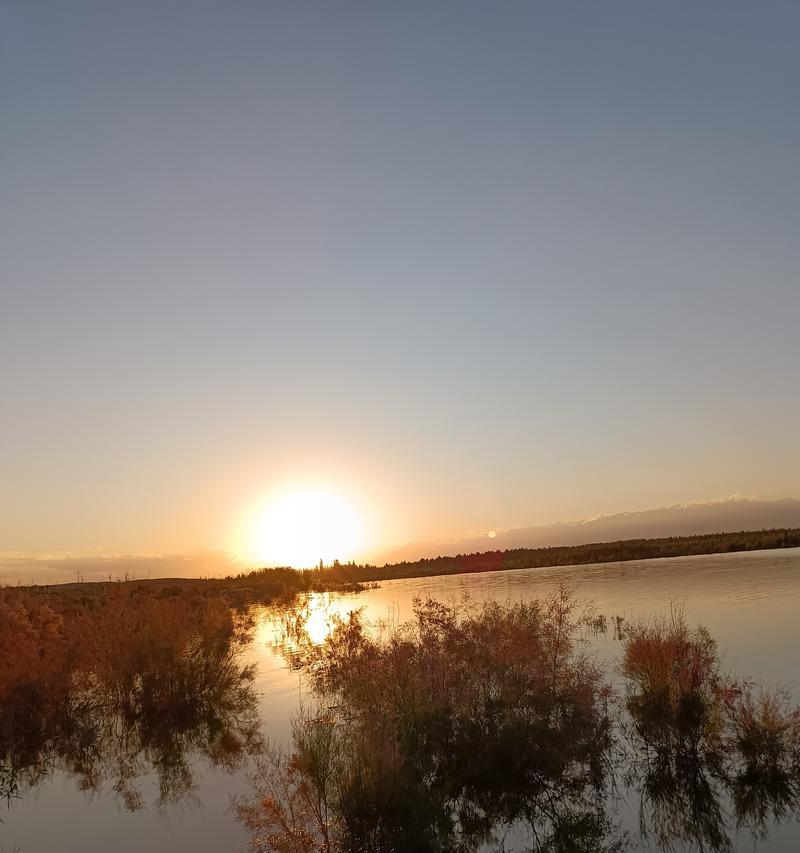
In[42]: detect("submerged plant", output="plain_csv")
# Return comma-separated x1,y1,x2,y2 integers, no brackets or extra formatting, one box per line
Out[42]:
241,590,800,853
240,586,624,852
0,585,261,809
621,608,800,850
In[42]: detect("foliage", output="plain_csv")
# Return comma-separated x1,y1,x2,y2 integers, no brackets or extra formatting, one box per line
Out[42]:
0,584,260,809
239,590,800,853
5,572,800,851
621,610,800,850
239,586,624,852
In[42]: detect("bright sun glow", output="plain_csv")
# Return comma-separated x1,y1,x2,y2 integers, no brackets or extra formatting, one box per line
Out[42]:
249,488,365,568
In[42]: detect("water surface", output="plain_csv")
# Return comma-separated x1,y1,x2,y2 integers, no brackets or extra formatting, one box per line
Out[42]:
3,547,799,852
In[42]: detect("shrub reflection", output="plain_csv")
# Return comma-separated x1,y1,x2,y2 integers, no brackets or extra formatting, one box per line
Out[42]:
240,587,624,852
622,609,800,850
242,590,800,853
0,585,260,810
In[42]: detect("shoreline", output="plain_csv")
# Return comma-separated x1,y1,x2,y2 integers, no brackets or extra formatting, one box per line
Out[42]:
9,527,800,598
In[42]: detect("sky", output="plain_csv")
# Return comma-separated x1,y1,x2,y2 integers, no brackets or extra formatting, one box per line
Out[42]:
1,1,799,569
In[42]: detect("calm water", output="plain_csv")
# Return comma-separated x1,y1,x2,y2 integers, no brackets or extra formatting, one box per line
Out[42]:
3,547,800,852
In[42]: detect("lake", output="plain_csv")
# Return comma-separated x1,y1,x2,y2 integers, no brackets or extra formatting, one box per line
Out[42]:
3,546,800,852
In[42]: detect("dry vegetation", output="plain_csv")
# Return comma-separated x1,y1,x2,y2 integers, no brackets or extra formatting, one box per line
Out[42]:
239,588,624,852
3,575,800,852
0,583,260,809
621,610,800,850
238,589,800,853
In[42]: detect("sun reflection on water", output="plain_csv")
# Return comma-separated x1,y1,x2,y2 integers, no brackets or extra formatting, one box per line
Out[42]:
252,592,368,654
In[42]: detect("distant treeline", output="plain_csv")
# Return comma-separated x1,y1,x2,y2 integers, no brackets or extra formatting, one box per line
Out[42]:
10,527,800,603
17,565,366,606
317,526,800,584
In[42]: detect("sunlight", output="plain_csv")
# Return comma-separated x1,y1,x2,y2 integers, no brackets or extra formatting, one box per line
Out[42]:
249,488,364,568
303,605,333,644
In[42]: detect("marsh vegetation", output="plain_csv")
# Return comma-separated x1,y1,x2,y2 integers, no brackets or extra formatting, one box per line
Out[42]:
0,584,260,810
239,588,800,853
2,576,800,852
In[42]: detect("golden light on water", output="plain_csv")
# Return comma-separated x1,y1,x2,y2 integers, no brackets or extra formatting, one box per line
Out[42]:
252,592,365,651
246,487,365,568
303,603,337,644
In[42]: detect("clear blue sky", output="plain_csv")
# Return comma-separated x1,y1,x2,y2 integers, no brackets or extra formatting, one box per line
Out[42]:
1,1,798,560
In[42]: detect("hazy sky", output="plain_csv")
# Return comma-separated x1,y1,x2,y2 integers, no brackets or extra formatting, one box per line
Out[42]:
2,2,799,563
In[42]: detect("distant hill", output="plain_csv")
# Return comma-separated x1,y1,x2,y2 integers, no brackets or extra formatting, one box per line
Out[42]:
376,498,800,565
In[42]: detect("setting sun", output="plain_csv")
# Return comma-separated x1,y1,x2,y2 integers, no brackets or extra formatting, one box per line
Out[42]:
248,488,365,568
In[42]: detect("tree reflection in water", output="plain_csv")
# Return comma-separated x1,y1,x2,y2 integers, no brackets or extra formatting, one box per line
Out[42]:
241,589,800,853
0,586,261,811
